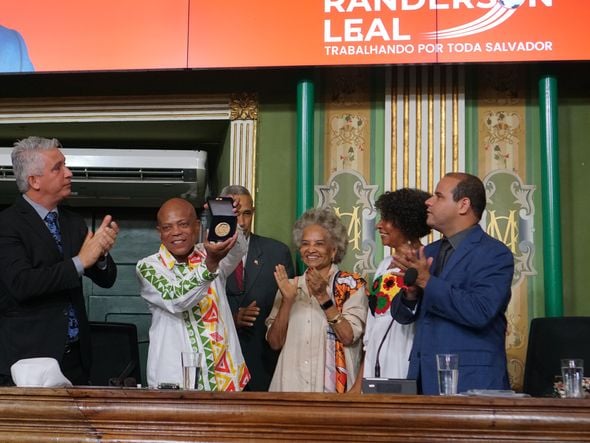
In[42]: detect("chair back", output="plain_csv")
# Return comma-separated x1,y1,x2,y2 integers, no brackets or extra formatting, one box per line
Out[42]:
89,321,141,386
523,317,590,397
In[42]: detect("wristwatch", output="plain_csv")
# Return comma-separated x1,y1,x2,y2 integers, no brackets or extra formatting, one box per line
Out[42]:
327,313,344,326
320,299,334,310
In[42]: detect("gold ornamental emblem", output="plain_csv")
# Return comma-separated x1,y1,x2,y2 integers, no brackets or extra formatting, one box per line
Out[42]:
214,222,231,237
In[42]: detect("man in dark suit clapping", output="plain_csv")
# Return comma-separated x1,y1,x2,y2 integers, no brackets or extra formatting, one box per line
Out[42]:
0,136,118,385
222,185,294,391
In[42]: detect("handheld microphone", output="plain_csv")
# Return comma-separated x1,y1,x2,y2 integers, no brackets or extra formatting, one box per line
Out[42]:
403,267,418,286
395,267,418,305
374,267,419,377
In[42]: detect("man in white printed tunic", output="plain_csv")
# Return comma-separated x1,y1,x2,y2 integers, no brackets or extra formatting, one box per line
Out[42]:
136,198,250,390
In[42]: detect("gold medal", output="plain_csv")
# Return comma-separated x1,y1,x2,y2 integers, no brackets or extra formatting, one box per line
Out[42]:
214,222,230,237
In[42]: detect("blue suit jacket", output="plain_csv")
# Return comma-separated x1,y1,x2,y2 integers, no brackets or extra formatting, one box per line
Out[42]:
407,225,514,395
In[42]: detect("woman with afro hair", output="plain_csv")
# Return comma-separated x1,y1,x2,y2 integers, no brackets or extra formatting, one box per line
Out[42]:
351,188,431,392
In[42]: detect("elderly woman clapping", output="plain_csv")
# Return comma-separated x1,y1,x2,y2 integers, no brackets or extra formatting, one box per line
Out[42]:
266,208,368,393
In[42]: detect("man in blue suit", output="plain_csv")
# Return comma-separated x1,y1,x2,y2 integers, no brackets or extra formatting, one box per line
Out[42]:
0,25,34,73
395,172,514,395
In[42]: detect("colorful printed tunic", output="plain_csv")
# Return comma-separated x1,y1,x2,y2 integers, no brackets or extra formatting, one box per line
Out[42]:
362,256,416,379
137,239,250,391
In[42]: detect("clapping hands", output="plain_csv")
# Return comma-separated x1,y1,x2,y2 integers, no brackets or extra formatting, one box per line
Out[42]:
274,264,297,301
79,215,119,268
305,267,328,301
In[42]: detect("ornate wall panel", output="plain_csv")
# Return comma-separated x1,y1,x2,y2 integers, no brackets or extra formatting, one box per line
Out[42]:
382,64,535,391
323,70,372,179
477,65,536,391
385,65,466,235
319,69,378,275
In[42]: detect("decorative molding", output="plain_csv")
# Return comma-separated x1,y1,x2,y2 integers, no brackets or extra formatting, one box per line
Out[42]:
229,93,258,195
0,388,588,441
229,93,258,121
0,95,232,123
0,93,258,199
230,119,257,195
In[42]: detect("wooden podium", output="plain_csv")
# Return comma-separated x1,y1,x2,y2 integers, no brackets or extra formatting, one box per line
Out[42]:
0,387,588,441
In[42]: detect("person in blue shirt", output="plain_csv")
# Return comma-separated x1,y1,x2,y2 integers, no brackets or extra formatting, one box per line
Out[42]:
0,25,34,73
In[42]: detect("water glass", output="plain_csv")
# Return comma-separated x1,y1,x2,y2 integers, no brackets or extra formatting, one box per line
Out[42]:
561,358,584,398
436,353,459,395
181,351,202,390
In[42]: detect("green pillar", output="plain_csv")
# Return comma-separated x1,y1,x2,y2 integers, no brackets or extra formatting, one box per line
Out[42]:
296,79,315,217
296,79,315,273
539,75,563,317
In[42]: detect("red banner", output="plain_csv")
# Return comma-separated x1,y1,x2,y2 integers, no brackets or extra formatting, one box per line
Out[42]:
1,0,587,73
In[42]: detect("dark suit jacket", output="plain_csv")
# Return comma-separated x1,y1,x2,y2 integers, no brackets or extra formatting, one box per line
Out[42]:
0,196,116,382
226,234,294,391
406,225,514,395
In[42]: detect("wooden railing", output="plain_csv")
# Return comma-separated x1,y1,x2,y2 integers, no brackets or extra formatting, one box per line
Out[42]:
0,387,588,442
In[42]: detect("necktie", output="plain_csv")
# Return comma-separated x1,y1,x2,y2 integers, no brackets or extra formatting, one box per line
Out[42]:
234,260,244,292
44,211,79,342
433,238,453,276
44,211,62,253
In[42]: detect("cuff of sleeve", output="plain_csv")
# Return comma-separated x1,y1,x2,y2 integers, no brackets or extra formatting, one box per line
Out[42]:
72,256,84,277
96,254,108,270
401,297,418,309
202,267,218,281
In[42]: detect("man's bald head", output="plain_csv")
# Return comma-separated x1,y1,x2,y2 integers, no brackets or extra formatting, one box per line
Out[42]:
157,198,200,263
157,198,197,226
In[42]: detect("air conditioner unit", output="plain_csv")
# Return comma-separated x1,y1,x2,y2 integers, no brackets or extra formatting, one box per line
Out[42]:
0,148,207,207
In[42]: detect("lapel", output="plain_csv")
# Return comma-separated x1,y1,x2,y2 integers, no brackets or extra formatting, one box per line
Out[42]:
439,225,483,279
427,240,442,275
58,209,75,258
244,234,263,293
16,196,62,258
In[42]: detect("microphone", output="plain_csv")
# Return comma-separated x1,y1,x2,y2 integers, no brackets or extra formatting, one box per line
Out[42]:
374,267,419,378
403,267,418,286
368,292,377,316
395,267,418,307
374,316,395,378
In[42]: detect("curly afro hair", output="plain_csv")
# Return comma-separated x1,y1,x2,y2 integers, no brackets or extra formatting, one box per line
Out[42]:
375,188,432,241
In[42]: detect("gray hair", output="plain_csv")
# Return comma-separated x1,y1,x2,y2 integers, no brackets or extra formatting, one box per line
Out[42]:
293,207,348,264
12,136,62,193
219,184,251,197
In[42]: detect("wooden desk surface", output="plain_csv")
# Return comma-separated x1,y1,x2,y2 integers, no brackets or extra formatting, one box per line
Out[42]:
0,387,588,442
